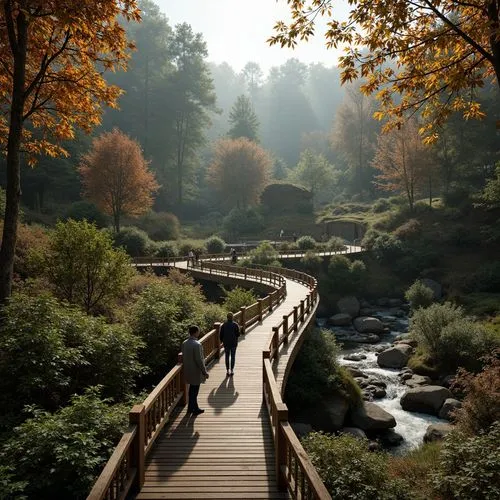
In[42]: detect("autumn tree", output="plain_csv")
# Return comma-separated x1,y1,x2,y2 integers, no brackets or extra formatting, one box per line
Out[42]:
372,119,435,212
0,0,139,302
208,137,271,209
228,95,259,142
270,0,500,139
79,128,159,232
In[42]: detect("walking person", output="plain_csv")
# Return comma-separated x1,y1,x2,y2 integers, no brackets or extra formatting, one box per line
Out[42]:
219,312,240,376
181,325,209,415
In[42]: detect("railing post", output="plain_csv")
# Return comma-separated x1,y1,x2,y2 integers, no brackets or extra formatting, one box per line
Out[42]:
272,327,279,359
257,298,263,322
300,300,305,322
275,405,289,491
244,267,247,280
283,315,289,344
178,353,188,406
293,306,298,332
214,322,222,358
269,291,273,312
129,404,145,491
240,306,246,334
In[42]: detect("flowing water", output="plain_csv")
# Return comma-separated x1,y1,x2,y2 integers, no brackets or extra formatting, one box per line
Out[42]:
321,313,445,453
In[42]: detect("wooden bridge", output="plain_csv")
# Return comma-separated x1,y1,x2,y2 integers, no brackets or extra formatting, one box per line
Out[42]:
88,254,340,500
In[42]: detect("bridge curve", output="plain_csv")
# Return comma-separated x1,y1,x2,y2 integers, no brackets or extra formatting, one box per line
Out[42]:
88,259,332,500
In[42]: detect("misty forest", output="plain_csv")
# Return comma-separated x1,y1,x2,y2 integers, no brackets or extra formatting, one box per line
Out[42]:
0,0,499,499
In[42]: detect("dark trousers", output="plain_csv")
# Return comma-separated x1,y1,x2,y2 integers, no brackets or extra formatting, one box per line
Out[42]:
188,384,200,412
224,345,237,371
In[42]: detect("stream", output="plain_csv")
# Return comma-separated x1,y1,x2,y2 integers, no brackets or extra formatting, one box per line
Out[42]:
321,311,445,454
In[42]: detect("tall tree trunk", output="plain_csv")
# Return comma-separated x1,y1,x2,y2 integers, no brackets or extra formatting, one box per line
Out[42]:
0,6,27,303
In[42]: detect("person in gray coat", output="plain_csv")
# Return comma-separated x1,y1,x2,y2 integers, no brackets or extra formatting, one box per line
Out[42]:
181,325,209,415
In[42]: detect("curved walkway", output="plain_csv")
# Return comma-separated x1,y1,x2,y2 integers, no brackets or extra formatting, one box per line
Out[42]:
136,271,312,499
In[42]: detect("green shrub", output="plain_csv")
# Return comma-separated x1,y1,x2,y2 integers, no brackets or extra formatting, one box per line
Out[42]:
205,235,226,254
432,422,500,500
136,211,180,241
326,236,346,251
114,226,155,257
372,198,391,213
302,432,399,499
327,255,367,296
410,303,498,371
362,229,404,263
221,286,257,313
155,241,178,258
474,261,500,293
300,251,323,272
247,241,280,266
177,239,205,257
296,235,316,250
64,201,108,228
0,292,143,415
0,388,129,500
393,219,422,240
405,280,435,311
222,207,264,237
45,220,133,312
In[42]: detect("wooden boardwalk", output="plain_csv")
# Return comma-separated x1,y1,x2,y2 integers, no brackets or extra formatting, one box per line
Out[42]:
136,276,312,500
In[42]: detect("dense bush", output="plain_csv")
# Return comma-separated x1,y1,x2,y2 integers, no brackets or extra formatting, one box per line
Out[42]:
302,433,404,499
405,280,435,311
410,303,497,371
393,219,422,240
114,226,155,257
155,241,178,258
432,422,500,500
136,211,180,241
64,201,108,228
222,207,264,237
327,255,367,296
296,235,316,250
177,239,205,258
362,230,405,263
44,220,133,313
452,354,500,435
0,388,129,500
286,329,361,410
474,261,500,293
300,251,323,272
0,292,143,415
221,286,257,313
246,241,280,266
326,236,346,251
130,276,224,379
205,235,226,254
372,197,391,213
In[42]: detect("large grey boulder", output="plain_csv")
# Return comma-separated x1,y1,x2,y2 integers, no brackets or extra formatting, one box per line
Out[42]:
377,345,412,369
349,333,381,343
349,402,396,430
337,296,360,318
341,427,367,439
291,422,313,437
327,313,352,326
438,398,462,420
400,386,453,415
424,423,453,443
405,374,432,388
353,316,385,334
296,394,349,431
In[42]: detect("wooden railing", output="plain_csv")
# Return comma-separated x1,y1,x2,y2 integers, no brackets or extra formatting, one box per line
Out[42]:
87,262,287,500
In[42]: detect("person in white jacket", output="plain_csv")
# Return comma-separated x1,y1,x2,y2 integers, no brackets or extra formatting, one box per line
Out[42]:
181,325,209,415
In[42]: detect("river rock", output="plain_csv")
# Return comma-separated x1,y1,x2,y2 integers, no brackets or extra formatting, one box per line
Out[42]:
327,313,352,326
421,279,442,299
379,429,404,447
341,427,367,439
359,307,376,316
365,385,386,399
438,398,462,420
400,372,413,381
301,394,349,431
343,353,367,361
377,345,412,369
394,339,418,348
346,366,368,378
400,386,453,415
349,402,396,430
291,422,313,437
353,316,385,334
405,374,432,388
424,423,453,443
337,296,360,318
349,333,381,343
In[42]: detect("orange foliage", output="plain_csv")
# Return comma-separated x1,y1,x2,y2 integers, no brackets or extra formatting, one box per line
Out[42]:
0,1,140,163
372,119,435,211
79,128,159,232
208,137,271,209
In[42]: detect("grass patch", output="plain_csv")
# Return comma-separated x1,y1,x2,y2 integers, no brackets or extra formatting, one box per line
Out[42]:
458,292,500,317
407,348,440,377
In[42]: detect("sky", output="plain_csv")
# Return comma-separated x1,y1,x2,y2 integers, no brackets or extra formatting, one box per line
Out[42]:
155,0,348,74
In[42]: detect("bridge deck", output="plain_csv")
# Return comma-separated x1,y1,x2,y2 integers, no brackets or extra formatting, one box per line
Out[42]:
136,276,311,500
